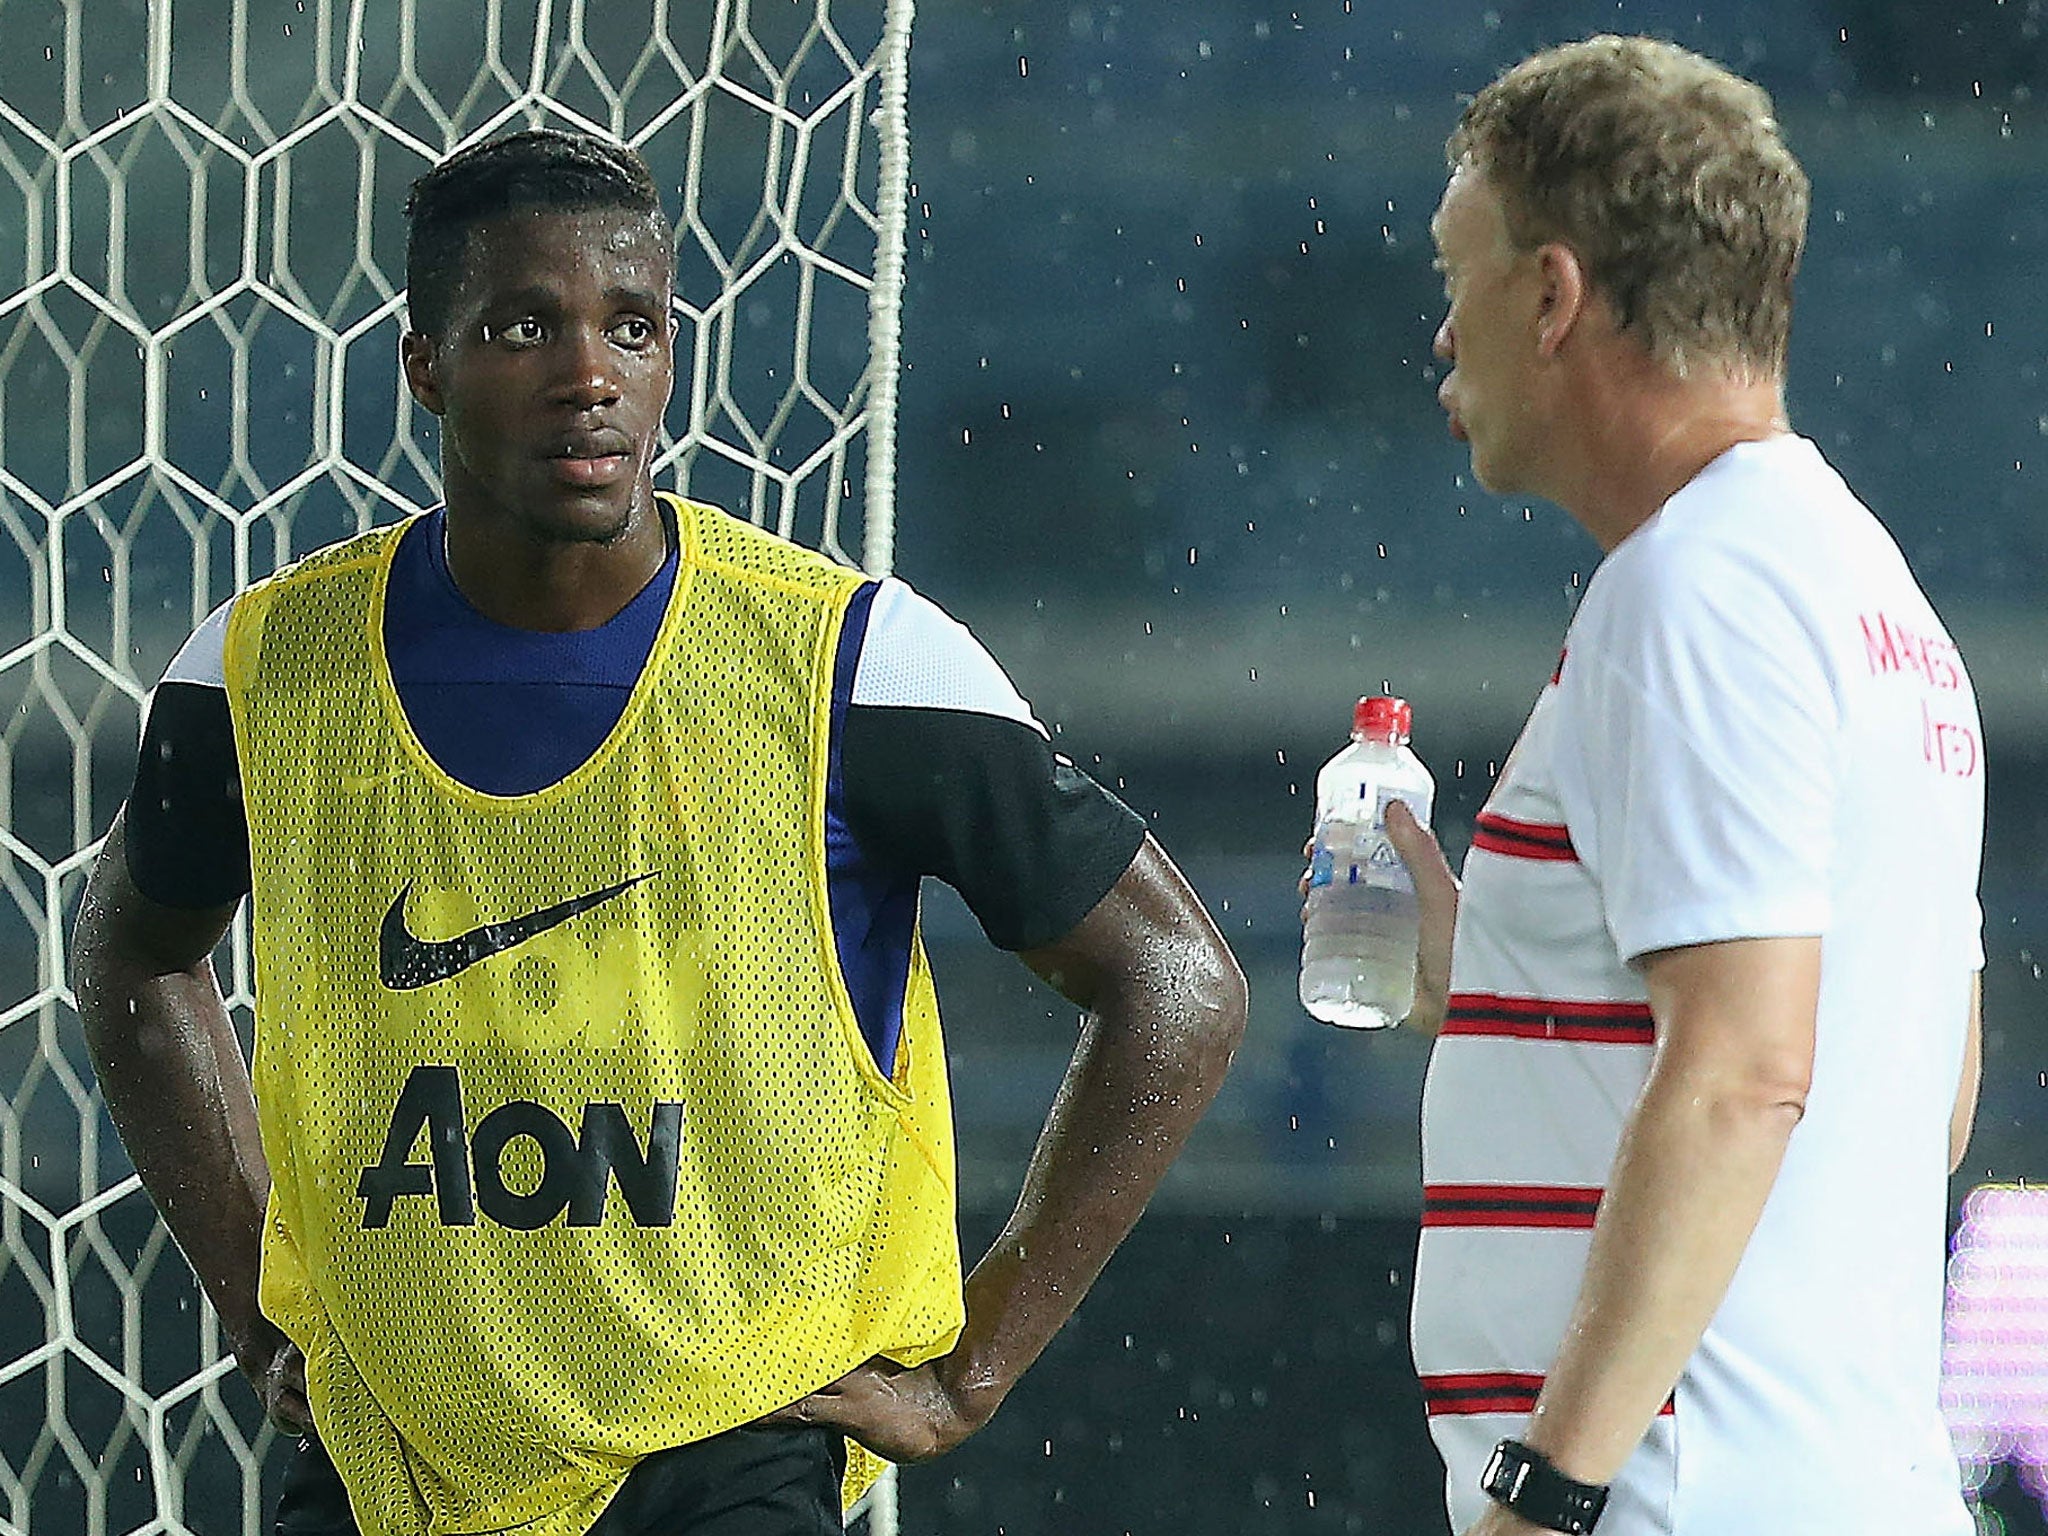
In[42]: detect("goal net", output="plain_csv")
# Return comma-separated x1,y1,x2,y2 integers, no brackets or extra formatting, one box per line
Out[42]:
0,1,914,1529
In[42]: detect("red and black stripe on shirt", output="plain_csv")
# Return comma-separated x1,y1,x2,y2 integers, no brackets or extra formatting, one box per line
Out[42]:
1469,811,1577,863
1441,993,1654,1045
1419,1371,1674,1418
1421,1184,1603,1229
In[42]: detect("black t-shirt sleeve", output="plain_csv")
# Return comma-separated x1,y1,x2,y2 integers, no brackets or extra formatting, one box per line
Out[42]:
124,680,252,909
840,703,1146,951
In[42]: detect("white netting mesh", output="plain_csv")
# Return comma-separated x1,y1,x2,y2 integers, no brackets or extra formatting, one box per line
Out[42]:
0,1,912,1529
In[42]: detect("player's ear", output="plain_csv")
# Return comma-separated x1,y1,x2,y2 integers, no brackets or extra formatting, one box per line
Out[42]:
1533,241,1590,358
400,330,445,416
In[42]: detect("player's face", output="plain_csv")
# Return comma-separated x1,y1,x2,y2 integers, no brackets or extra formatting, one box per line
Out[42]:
1430,163,1547,495
404,207,675,546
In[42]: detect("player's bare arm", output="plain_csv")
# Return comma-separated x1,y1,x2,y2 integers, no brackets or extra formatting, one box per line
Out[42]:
1501,935,1817,1504
1952,971,1983,1175
766,833,1246,1462
72,815,311,1434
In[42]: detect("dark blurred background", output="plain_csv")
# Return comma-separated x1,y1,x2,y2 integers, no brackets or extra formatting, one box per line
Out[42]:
890,4,2048,1532
1,1,2044,1532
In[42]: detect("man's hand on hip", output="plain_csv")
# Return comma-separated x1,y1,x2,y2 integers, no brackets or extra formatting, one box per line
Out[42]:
233,1324,312,1436
758,1356,982,1463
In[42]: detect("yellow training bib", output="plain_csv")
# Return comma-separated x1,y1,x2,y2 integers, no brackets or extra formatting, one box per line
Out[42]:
225,497,962,1535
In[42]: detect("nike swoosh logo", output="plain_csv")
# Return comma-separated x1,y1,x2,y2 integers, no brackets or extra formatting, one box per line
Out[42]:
378,873,656,991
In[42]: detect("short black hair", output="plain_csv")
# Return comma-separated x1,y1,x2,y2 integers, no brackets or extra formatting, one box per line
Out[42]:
404,128,674,334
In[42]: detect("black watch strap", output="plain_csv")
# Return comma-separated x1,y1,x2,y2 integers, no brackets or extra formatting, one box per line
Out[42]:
1480,1439,1609,1534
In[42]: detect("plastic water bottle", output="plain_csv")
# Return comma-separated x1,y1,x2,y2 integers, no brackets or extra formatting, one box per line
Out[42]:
1299,695,1436,1029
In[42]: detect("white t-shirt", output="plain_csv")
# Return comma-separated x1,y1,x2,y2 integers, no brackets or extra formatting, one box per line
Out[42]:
1412,435,1982,1535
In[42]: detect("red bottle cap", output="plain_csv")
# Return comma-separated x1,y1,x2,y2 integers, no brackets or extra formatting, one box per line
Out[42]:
1353,694,1412,744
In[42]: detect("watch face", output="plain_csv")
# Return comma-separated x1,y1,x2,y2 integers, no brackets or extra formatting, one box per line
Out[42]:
1480,1440,1608,1535
1481,1443,1521,1499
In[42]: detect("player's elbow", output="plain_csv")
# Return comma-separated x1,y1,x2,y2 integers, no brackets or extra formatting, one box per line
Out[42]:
1195,940,1250,1058
1712,1050,1812,1136
1657,1035,1811,1142
1130,928,1247,1086
1760,1067,1812,1129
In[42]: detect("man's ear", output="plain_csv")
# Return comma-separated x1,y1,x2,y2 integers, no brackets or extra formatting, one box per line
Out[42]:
400,330,445,416
1533,242,1590,358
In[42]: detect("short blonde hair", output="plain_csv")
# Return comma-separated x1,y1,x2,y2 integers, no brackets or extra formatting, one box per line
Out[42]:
1449,35,1809,380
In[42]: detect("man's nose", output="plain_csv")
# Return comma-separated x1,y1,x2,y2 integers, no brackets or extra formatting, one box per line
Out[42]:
551,330,620,406
1433,316,1455,361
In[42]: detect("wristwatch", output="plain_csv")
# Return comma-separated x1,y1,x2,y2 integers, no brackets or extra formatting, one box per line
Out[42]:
1480,1439,1609,1533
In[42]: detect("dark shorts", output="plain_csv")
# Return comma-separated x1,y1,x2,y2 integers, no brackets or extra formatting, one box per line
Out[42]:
274,1426,848,1536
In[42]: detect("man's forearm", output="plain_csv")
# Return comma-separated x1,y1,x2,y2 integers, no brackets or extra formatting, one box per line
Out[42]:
1511,934,1818,1494
1521,1064,1801,1485
941,862,1246,1423
74,846,272,1348
82,963,272,1335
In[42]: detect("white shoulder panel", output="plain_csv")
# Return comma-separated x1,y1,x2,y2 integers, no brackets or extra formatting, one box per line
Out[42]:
850,577,1049,739
159,596,235,689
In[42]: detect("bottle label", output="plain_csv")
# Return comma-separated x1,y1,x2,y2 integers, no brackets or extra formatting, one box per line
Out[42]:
1308,787,1428,895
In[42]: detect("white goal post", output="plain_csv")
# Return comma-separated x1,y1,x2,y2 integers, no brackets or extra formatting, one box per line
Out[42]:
0,1,914,1530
